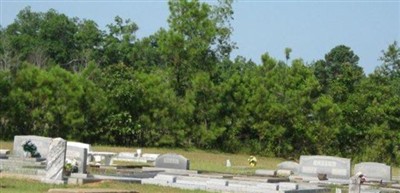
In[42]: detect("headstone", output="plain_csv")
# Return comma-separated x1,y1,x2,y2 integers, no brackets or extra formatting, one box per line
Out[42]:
42,138,67,184
155,153,190,170
226,159,231,167
354,162,391,182
141,153,159,161
13,135,52,158
298,155,350,179
66,144,88,174
277,169,293,177
277,161,300,174
136,149,142,157
255,169,276,176
115,152,137,159
66,142,91,152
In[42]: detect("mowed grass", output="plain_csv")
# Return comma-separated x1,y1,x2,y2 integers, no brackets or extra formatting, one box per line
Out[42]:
92,145,285,174
0,176,209,193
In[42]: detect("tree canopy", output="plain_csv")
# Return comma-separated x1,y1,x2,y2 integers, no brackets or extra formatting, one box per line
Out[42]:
1,0,399,165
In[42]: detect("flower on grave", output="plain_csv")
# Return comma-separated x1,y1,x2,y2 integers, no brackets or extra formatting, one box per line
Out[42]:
21,140,41,158
248,155,257,167
65,158,79,173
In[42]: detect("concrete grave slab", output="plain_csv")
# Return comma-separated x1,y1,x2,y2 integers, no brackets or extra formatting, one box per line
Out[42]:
279,182,299,190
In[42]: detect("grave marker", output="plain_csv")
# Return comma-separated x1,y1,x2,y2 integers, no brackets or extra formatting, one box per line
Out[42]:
13,135,52,158
43,138,67,184
298,155,350,179
354,162,391,182
277,161,299,174
66,144,88,174
155,153,190,170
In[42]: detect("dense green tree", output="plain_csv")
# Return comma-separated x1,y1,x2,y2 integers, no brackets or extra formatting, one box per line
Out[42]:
215,57,255,152
2,64,86,138
2,5,400,166
313,45,364,102
98,64,180,146
130,34,163,71
72,19,104,70
375,41,400,78
101,16,138,66
158,0,235,96
185,72,223,148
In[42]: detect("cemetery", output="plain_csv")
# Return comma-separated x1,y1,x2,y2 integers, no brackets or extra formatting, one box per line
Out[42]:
1,135,400,193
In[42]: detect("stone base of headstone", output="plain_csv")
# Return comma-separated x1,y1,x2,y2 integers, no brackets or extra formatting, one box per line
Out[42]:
142,167,198,175
7,156,46,162
277,169,293,177
0,157,47,176
255,169,277,176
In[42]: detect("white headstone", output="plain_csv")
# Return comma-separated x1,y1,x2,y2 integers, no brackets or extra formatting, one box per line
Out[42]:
13,135,52,158
226,159,231,167
354,162,391,182
66,144,88,173
136,149,142,157
42,138,67,184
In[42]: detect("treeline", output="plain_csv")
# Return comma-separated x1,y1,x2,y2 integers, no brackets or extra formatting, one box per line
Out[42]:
1,1,400,165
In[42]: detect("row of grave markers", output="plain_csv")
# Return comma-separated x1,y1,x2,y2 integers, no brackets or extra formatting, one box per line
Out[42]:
278,155,392,183
7,135,394,185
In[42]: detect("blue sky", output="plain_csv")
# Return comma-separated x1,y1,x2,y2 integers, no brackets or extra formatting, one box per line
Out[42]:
1,0,399,74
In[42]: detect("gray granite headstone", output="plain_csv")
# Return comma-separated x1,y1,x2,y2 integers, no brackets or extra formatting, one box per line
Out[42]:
66,144,88,174
42,137,67,184
299,155,350,179
155,153,190,170
354,162,391,182
277,161,300,174
13,135,52,158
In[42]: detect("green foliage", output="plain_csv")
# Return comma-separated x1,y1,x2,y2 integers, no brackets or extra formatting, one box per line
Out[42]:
376,41,400,78
1,4,400,166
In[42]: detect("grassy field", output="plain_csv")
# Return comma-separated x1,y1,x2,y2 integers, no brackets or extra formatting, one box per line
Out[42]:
1,140,400,193
92,144,285,175
0,175,209,193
